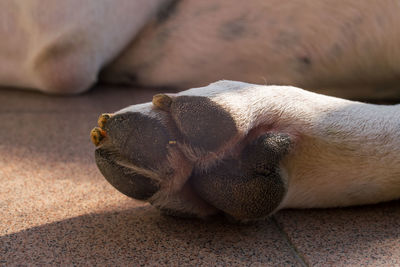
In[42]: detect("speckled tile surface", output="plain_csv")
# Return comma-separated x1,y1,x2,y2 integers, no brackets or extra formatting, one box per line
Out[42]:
0,86,303,266
1,86,399,266
275,202,400,266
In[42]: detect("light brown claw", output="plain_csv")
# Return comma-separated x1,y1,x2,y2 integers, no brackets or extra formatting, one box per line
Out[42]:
90,127,107,146
90,113,113,146
152,94,173,111
98,113,112,128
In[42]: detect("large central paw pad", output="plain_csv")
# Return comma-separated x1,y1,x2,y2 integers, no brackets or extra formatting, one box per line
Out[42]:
91,109,176,201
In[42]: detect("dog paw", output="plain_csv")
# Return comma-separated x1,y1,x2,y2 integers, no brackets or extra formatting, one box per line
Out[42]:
92,81,294,221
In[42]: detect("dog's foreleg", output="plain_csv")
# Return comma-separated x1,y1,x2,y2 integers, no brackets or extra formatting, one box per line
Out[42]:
195,81,400,210
283,100,400,209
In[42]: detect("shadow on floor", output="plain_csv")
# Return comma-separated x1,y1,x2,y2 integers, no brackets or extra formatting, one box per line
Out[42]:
1,206,301,266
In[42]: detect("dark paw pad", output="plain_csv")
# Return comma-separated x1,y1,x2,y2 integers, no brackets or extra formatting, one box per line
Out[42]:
169,95,238,152
95,148,160,200
190,133,291,220
103,112,173,170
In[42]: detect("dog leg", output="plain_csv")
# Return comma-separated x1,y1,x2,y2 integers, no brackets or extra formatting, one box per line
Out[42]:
92,81,400,220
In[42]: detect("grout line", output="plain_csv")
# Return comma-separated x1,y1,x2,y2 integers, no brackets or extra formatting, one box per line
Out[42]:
271,216,309,267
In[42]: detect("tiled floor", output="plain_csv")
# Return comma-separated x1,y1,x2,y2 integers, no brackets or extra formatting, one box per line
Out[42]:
0,86,399,266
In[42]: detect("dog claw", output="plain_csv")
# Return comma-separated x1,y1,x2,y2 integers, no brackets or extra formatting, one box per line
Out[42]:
152,94,173,111
97,113,112,128
91,113,112,146
90,127,107,146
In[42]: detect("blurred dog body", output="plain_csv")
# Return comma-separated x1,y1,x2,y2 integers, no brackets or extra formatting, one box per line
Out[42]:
1,0,399,99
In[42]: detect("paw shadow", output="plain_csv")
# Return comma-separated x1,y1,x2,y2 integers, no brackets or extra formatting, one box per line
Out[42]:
1,206,298,266
2,201,399,265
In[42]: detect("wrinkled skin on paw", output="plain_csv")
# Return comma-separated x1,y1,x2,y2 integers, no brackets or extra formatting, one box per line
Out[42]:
91,84,292,221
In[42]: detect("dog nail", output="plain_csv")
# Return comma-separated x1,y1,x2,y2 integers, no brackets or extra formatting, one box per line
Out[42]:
90,127,107,146
152,94,173,111
97,113,112,128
